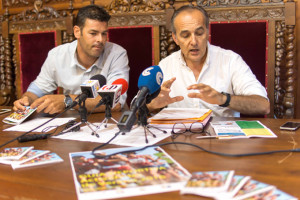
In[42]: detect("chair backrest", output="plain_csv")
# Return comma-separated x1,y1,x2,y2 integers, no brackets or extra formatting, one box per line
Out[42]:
0,1,74,104
210,21,267,88
17,31,57,96
210,21,268,118
108,26,154,105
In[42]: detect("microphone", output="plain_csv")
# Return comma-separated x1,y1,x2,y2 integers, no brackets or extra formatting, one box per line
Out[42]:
96,78,128,108
146,87,161,104
117,66,163,132
75,74,107,104
18,133,50,143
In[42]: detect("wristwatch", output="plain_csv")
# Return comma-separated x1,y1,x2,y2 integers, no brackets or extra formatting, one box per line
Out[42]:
219,92,231,107
64,95,73,108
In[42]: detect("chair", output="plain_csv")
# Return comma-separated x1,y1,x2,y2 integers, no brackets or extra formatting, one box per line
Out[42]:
108,26,155,106
210,21,267,118
0,1,74,104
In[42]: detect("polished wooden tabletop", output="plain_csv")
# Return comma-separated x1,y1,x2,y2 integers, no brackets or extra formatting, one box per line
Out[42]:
0,108,299,200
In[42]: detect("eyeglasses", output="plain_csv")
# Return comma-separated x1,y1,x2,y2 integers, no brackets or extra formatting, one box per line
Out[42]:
171,122,206,139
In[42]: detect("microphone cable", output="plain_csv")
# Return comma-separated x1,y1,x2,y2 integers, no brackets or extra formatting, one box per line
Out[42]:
0,105,76,148
91,131,121,157
91,141,300,159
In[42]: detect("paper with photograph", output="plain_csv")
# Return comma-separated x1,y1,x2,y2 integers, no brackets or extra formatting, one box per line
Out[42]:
70,146,191,200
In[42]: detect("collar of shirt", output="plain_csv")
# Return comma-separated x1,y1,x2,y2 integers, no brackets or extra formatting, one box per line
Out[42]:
177,42,212,82
69,40,104,73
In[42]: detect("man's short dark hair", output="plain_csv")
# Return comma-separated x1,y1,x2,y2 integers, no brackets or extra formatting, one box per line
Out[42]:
75,5,111,29
171,5,209,34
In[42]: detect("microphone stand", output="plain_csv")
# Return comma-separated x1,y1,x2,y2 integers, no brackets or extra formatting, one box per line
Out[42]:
94,102,119,133
61,97,98,137
137,102,167,143
78,99,99,137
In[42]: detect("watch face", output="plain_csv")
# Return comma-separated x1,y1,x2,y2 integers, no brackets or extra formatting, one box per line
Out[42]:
65,96,73,107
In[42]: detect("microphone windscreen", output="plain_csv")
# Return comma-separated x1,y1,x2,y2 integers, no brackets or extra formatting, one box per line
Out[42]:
112,78,128,95
146,87,161,104
91,74,107,87
138,65,163,95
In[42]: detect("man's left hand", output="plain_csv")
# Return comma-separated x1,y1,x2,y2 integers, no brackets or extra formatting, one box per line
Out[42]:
30,94,65,114
187,83,225,105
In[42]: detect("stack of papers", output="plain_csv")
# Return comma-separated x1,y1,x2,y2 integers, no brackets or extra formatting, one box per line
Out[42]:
148,108,212,129
0,146,63,169
210,121,277,139
181,171,297,200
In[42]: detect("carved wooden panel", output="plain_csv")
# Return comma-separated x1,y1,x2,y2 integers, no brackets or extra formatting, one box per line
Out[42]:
0,0,73,105
2,0,69,8
0,0,297,118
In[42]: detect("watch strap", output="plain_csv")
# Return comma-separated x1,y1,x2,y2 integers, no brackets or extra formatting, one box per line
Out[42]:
219,92,231,107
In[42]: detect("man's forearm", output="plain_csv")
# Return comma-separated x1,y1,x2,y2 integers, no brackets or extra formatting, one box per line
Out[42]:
228,95,270,115
22,92,39,105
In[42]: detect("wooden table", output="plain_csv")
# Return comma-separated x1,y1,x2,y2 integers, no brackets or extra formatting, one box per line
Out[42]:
0,108,299,200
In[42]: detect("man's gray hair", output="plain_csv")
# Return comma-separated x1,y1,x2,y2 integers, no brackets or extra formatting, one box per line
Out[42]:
171,5,209,34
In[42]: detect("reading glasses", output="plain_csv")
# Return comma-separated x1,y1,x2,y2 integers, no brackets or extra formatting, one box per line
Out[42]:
171,122,208,139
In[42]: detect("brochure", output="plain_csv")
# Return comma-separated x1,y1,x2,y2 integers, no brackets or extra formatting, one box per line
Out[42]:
2,106,36,125
209,121,277,139
12,152,63,169
232,179,275,200
0,146,34,161
214,175,251,199
0,149,49,165
69,146,191,200
180,171,296,200
256,188,298,200
180,171,234,198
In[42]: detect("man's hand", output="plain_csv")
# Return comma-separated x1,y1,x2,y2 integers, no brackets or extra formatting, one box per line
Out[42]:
13,92,38,112
30,94,65,114
187,83,225,105
13,96,31,112
187,83,270,115
147,77,184,111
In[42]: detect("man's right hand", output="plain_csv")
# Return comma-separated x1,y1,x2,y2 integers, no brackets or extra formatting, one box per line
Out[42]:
13,92,38,112
13,96,32,112
147,77,184,112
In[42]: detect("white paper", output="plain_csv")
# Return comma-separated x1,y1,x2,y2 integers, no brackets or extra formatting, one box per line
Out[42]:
53,123,171,147
4,117,76,132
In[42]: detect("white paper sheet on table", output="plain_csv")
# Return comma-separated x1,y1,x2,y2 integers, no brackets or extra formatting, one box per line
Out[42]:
52,123,171,147
4,117,76,132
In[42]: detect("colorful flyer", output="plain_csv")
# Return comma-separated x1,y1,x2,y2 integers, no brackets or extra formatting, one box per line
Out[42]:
3,106,36,125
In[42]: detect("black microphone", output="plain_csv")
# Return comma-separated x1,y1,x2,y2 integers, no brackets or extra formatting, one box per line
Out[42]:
75,74,107,105
146,87,161,104
117,66,163,132
18,133,50,143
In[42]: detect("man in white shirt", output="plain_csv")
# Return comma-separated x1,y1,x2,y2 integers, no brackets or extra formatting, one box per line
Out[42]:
13,5,129,114
147,5,269,117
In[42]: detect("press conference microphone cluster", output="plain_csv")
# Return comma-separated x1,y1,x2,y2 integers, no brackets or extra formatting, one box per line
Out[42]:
96,78,129,109
117,65,163,132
